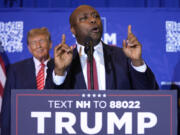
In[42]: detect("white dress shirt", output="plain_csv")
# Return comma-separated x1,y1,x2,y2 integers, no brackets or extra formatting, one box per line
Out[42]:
53,41,147,90
77,42,106,90
33,57,49,85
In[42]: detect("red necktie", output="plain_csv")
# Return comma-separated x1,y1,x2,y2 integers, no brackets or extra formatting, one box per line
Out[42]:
87,57,99,90
36,63,45,90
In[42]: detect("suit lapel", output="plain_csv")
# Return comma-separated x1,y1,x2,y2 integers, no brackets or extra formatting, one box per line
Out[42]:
103,44,115,89
70,48,87,89
26,58,37,89
45,59,54,89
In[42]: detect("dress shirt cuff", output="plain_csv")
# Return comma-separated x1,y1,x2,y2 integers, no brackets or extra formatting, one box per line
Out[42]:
131,61,147,73
52,70,67,85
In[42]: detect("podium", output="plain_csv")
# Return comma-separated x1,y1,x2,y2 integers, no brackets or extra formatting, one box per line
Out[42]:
11,90,177,135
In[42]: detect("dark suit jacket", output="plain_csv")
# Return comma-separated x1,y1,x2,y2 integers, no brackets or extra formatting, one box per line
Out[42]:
46,43,159,90
1,58,54,135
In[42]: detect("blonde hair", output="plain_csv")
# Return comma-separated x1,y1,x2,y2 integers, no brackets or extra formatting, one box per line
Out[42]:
27,27,51,45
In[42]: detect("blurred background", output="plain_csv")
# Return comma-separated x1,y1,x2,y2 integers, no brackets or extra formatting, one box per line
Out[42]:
1,0,180,8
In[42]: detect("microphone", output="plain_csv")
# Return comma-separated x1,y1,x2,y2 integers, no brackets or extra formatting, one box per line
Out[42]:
84,37,94,62
84,37,94,89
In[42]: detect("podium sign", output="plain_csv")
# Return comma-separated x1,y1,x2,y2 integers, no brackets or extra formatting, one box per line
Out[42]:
11,90,177,135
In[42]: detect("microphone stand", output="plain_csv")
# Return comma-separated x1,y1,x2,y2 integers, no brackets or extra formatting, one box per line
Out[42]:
84,38,94,89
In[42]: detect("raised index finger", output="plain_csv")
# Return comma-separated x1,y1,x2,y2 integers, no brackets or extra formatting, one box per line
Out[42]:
61,34,66,44
128,25,132,36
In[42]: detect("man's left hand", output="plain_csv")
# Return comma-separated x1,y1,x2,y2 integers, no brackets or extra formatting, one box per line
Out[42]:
122,25,144,66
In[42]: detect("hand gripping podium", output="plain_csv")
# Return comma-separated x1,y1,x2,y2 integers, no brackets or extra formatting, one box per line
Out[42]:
11,90,177,135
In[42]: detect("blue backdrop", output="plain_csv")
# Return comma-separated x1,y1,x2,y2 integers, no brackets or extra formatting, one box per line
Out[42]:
1,0,180,8
0,8,180,90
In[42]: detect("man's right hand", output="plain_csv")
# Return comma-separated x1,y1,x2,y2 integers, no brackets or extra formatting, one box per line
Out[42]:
54,34,73,76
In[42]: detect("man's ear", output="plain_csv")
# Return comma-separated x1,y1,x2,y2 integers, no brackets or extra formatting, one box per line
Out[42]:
27,45,32,53
71,27,76,36
49,42,52,49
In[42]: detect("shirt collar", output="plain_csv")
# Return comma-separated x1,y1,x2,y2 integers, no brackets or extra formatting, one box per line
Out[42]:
76,41,103,57
33,57,49,68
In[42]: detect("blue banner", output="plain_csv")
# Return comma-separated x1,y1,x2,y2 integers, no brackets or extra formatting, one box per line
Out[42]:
11,89,177,135
1,8,180,89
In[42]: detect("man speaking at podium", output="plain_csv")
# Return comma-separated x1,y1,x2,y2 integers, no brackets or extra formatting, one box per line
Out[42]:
48,5,159,90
